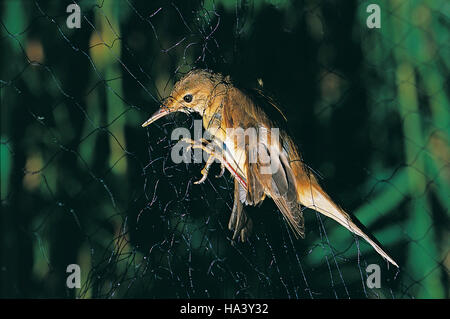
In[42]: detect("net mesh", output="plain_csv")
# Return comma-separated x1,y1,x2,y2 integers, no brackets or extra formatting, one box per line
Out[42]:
0,0,448,299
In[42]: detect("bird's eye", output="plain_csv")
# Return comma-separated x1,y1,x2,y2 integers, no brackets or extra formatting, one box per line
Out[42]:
183,94,193,103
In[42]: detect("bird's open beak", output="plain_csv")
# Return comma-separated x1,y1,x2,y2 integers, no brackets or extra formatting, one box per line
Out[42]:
141,107,171,127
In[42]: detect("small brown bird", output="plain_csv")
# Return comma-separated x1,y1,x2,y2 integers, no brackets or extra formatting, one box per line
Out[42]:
142,69,398,267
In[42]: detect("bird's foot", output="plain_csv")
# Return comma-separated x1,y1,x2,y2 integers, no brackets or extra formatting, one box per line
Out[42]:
194,166,210,184
179,137,227,184
193,153,217,184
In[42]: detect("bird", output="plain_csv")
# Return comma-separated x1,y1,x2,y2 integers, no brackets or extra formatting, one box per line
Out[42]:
142,69,398,268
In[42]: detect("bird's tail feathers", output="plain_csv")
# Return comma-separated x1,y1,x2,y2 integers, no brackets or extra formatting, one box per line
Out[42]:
297,179,399,268
273,197,305,239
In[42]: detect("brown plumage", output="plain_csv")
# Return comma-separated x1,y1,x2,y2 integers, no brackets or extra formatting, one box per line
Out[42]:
142,69,399,267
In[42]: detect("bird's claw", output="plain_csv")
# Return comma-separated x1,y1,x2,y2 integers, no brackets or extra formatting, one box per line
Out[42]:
215,163,225,178
179,138,225,184
194,168,209,184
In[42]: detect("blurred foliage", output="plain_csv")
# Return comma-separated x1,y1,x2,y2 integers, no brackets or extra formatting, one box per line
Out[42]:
0,0,448,298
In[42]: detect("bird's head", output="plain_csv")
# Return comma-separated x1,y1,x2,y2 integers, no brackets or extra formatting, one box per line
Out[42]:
142,69,228,127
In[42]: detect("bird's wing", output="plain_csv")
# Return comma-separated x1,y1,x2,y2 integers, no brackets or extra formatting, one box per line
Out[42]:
223,87,398,267
244,128,305,238
222,88,305,238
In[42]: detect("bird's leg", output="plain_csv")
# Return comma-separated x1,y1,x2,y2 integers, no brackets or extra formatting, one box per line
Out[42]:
180,138,247,237
179,137,209,151
181,138,225,184
194,154,216,184
179,137,248,189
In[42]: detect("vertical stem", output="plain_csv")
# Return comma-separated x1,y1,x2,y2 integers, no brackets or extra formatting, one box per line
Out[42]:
392,0,445,295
